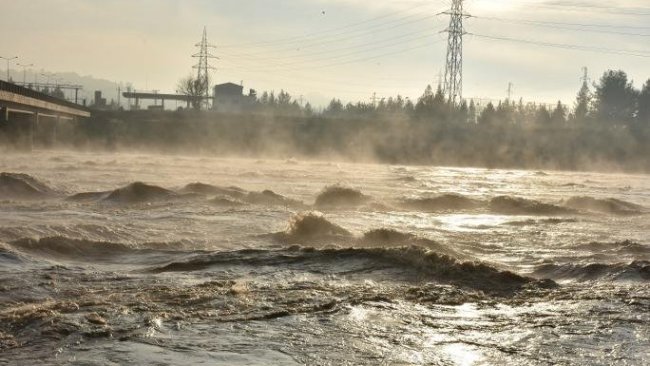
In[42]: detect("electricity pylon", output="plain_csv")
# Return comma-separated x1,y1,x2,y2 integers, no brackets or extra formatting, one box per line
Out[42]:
192,27,218,109
442,0,469,106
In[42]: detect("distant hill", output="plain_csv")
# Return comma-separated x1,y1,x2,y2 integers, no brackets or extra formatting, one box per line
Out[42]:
8,69,121,107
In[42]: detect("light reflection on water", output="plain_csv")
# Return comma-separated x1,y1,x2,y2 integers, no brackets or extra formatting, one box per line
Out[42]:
443,343,483,366
436,214,513,232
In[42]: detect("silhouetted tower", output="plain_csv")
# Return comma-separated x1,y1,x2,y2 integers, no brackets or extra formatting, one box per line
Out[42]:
193,27,218,109
507,82,513,101
442,0,468,106
580,67,590,85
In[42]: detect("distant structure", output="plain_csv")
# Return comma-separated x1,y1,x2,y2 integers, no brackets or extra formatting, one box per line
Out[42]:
213,82,245,113
122,90,204,110
581,67,590,85
193,27,218,110
0,80,91,149
442,0,468,106
94,91,107,108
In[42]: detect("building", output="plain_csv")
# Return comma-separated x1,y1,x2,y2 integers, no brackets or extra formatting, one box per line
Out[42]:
94,91,107,108
212,82,245,113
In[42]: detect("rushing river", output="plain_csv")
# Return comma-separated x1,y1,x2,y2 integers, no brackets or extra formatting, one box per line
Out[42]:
0,151,648,365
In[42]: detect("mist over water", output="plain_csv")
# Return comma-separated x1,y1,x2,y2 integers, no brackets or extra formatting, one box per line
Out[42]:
0,150,648,365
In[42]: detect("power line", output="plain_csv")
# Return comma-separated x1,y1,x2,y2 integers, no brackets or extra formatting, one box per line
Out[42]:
220,12,442,59
220,32,437,70
469,33,650,58
472,15,650,30
221,39,441,73
218,2,441,49
527,2,650,16
472,15,650,37
218,58,432,90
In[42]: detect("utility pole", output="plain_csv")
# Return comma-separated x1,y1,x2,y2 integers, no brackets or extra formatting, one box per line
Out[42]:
117,83,121,109
507,82,513,101
17,63,33,85
441,0,469,106
0,56,18,82
580,67,590,84
192,26,218,110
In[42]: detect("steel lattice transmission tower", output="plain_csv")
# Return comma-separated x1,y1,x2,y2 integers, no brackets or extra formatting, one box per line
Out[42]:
193,26,218,109
442,0,469,106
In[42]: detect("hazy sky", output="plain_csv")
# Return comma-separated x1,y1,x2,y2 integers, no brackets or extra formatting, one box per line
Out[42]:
2,0,649,107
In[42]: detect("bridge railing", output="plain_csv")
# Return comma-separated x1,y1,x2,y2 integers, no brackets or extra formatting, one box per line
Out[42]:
0,80,91,113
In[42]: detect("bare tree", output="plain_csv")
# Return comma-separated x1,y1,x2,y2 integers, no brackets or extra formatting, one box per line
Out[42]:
177,74,208,110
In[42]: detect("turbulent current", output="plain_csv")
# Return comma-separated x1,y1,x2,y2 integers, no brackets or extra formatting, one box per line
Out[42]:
0,151,648,365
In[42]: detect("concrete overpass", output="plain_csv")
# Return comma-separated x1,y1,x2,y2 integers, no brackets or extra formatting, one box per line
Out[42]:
0,80,91,149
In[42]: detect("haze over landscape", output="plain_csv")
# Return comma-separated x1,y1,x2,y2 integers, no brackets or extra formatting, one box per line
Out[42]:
3,0,649,106
1,1,649,366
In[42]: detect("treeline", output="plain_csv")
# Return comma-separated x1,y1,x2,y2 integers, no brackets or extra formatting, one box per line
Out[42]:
249,69,649,130
72,69,650,172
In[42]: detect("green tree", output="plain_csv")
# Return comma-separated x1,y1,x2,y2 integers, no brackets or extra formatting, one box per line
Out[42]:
594,70,637,126
478,102,496,126
468,100,477,124
415,85,435,117
303,102,314,116
324,99,343,116
551,101,567,125
574,78,591,122
535,105,551,126
278,90,292,106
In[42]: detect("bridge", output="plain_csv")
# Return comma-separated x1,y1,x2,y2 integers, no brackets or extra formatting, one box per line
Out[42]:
0,80,91,149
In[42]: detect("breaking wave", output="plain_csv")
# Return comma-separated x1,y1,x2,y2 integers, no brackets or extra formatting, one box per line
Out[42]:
148,245,555,295
243,190,305,208
7,237,186,262
0,173,57,200
314,186,371,209
179,183,246,199
564,196,644,215
103,182,178,204
573,240,650,256
0,242,30,267
489,196,574,215
533,260,650,282
274,212,353,243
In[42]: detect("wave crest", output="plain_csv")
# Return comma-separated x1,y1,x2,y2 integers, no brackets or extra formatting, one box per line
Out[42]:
277,212,352,243
244,190,305,208
398,194,481,212
564,196,644,215
314,186,371,209
103,182,178,204
150,245,555,295
180,183,246,199
489,196,573,215
0,173,56,200
533,260,650,282
8,237,185,261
